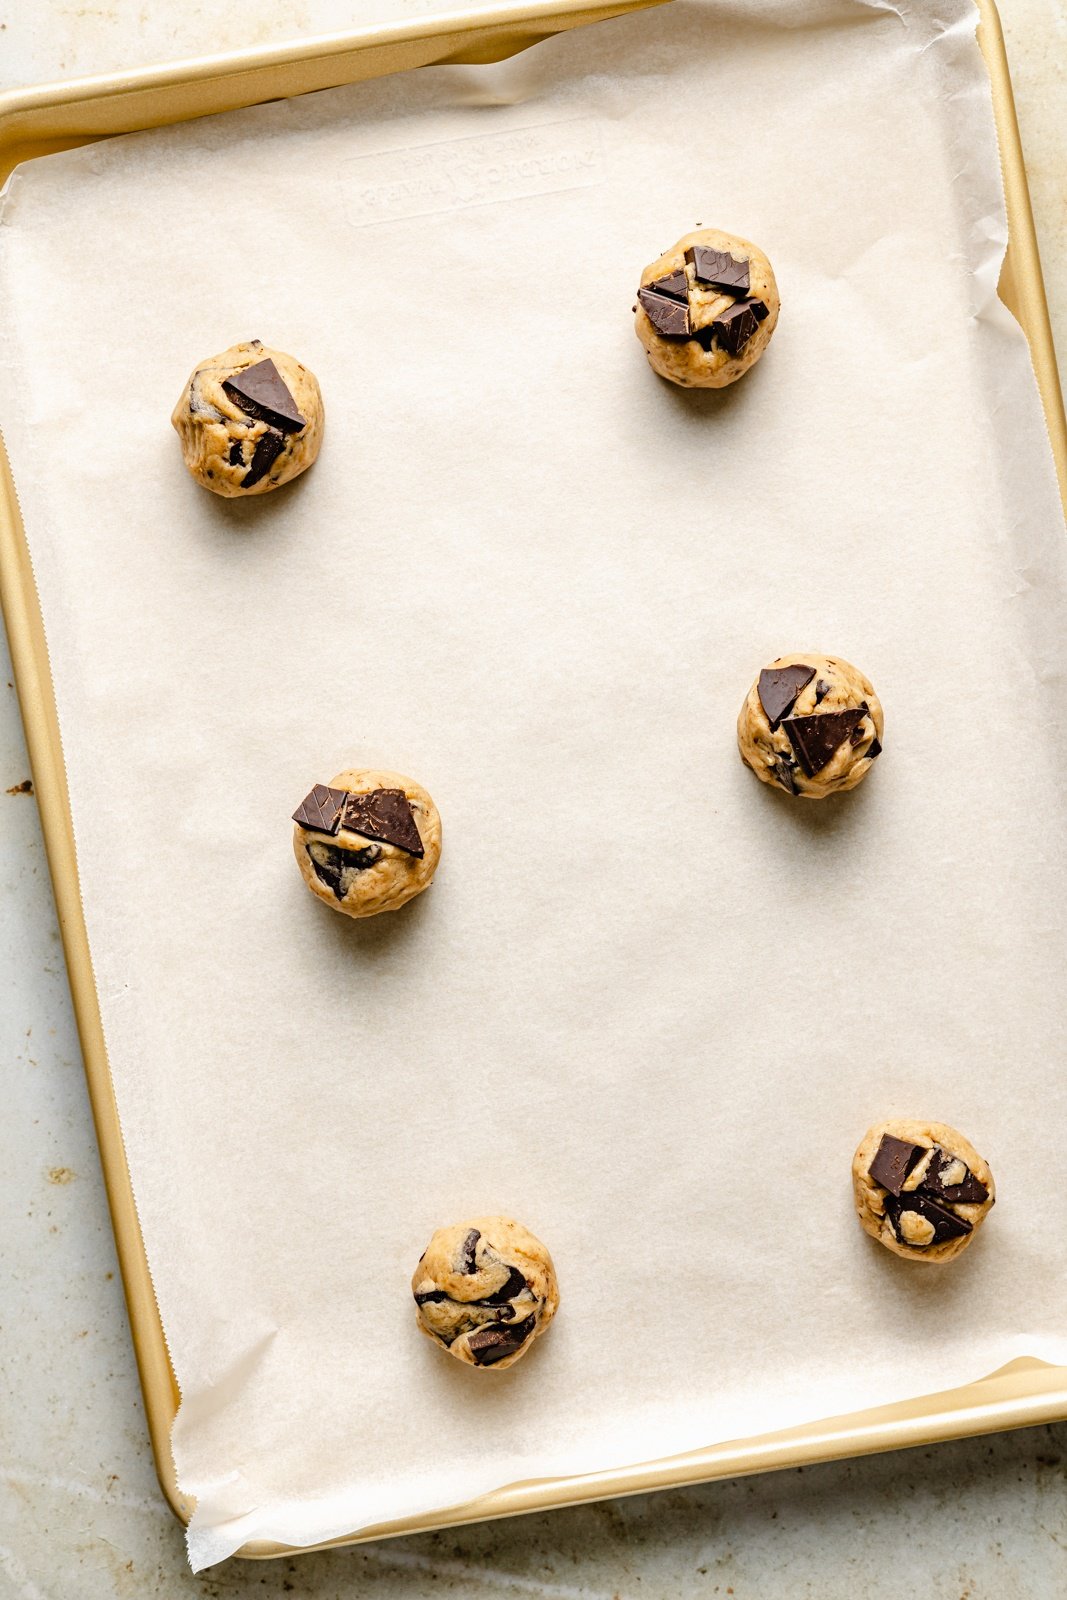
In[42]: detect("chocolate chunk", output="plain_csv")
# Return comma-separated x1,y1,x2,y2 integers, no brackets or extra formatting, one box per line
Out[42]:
648,269,689,303
848,703,873,747
341,788,424,858
783,708,867,777
867,736,883,760
815,679,831,704
222,358,306,433
919,1148,989,1206
884,1192,972,1247
307,841,383,899
242,427,285,488
292,783,348,834
637,285,690,338
771,751,798,795
684,245,750,296
457,1229,481,1274
467,1314,537,1366
413,1289,448,1305
758,663,816,730
708,298,768,357
227,438,244,467
869,1134,926,1197
479,1266,528,1306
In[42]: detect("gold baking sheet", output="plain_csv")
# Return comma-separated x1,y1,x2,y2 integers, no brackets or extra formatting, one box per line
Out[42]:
0,0,1063,1561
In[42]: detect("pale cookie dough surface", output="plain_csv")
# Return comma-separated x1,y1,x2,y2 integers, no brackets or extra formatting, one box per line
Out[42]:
171,339,323,496
852,1119,995,1264
412,1215,559,1370
634,227,780,388
293,768,441,919
737,652,883,799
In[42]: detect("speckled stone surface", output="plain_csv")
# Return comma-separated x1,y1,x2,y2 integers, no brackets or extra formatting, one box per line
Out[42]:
1,4,1065,1594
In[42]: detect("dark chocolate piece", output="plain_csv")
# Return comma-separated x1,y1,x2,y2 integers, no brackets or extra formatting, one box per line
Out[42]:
648,269,689,303
228,438,244,467
242,428,285,488
757,663,816,730
223,358,306,433
867,736,883,760
684,245,750,296
707,297,768,357
637,285,690,338
467,1314,537,1366
869,1134,926,1197
783,708,867,777
292,783,348,834
848,703,873,747
919,1148,989,1206
771,751,799,796
457,1229,481,1274
307,841,383,899
341,788,424,858
814,679,831,704
884,1192,972,1248
413,1289,448,1305
479,1267,528,1306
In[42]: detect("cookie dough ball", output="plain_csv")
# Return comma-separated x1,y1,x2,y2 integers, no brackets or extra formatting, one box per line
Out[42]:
172,339,323,496
738,652,883,799
412,1216,559,1369
292,769,441,918
853,1120,995,1263
634,228,779,388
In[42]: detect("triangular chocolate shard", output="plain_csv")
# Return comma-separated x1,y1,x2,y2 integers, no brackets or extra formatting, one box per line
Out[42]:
341,787,424,857
648,269,689,303
684,245,750,296
292,783,348,834
708,298,767,357
222,358,306,433
757,663,816,730
783,708,866,777
637,286,690,338
884,1192,972,1247
869,1133,926,1197
918,1148,989,1206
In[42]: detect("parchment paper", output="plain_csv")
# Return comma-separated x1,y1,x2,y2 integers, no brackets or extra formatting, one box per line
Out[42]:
2,0,1066,1570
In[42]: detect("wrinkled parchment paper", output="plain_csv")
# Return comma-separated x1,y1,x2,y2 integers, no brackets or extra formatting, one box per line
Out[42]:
2,0,1066,1570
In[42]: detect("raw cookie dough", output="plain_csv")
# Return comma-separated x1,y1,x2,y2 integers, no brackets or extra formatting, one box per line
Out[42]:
634,228,780,388
412,1216,559,1369
292,769,441,918
171,339,323,496
738,652,883,799
852,1119,995,1263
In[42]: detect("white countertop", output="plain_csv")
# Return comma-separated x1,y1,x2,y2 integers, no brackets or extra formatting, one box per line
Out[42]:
2,3,1065,1594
